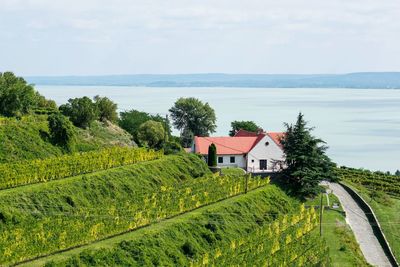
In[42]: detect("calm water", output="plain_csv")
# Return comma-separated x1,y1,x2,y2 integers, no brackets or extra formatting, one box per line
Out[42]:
36,86,400,172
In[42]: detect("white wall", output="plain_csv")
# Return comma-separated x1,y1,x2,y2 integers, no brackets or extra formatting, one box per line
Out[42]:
246,135,284,172
216,154,247,169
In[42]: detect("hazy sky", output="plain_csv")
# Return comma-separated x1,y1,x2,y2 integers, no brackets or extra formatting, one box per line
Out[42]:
1,0,400,75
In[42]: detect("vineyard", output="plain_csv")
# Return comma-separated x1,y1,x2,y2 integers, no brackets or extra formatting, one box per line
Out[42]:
337,167,400,197
0,154,269,265
0,147,163,190
41,187,329,267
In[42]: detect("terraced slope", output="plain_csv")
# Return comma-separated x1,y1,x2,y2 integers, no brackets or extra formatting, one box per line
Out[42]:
0,154,268,266
35,186,329,267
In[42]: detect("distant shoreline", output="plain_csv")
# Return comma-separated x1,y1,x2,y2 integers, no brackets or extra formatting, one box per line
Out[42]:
25,72,400,89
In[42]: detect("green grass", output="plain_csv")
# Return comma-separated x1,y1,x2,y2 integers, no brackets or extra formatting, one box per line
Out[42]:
23,186,328,267
220,167,246,176
304,193,370,266
343,181,400,262
322,209,371,267
305,192,341,208
0,115,133,163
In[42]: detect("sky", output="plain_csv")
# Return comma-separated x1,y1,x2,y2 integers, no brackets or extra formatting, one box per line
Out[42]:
1,0,400,76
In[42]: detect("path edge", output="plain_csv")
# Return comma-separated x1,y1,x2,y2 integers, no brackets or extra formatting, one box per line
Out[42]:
339,182,399,267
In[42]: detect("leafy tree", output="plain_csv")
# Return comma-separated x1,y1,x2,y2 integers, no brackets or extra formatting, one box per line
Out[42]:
280,113,336,198
93,95,118,122
137,120,165,148
47,113,75,151
59,97,98,128
0,72,37,117
229,120,261,136
169,97,216,147
395,170,400,176
119,109,170,144
208,143,217,167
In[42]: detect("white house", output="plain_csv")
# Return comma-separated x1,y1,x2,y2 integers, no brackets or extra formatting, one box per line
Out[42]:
192,129,285,173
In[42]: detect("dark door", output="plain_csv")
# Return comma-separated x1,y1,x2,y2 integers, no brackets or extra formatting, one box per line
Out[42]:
260,160,267,170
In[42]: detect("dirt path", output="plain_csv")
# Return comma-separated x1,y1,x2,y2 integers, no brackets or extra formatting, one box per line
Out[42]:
325,182,392,267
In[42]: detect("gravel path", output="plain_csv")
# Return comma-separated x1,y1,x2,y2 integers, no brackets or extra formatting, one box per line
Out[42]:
325,182,392,267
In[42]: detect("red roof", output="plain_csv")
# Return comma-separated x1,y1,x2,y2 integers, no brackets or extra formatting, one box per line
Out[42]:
234,129,260,137
194,131,285,155
194,136,259,155
267,132,285,148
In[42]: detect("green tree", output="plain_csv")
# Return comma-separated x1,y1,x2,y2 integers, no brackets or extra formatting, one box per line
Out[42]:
34,92,58,112
208,143,217,167
169,97,216,147
395,170,400,176
47,113,75,151
93,95,118,122
280,113,336,198
0,72,36,117
229,120,261,136
162,141,183,155
59,97,98,128
119,109,170,144
137,120,165,148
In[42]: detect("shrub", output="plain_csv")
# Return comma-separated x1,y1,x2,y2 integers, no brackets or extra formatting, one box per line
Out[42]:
48,113,76,151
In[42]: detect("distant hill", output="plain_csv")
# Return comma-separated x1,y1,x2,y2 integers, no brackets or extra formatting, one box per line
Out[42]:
26,72,400,88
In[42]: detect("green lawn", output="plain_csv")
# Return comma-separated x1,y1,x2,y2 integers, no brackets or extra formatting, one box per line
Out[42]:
322,209,371,267
220,167,246,176
304,193,370,267
343,182,400,262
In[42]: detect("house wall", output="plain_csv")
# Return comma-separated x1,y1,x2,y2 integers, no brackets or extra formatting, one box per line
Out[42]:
246,135,284,173
215,154,247,169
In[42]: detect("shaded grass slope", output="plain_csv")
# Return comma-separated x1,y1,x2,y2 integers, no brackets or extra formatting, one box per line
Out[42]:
0,115,133,163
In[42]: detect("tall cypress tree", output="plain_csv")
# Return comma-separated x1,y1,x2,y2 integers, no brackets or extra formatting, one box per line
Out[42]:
281,113,336,197
208,143,217,167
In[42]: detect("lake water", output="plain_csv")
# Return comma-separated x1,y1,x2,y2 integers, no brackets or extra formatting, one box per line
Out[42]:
36,86,400,172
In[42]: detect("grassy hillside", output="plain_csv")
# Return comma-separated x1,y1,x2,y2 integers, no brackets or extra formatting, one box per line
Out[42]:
0,153,269,265
38,186,329,267
342,181,400,262
0,115,133,163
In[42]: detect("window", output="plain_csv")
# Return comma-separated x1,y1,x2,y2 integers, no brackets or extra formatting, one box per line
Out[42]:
251,159,254,163
265,142,270,146
218,157,223,163
230,156,235,163
260,159,267,170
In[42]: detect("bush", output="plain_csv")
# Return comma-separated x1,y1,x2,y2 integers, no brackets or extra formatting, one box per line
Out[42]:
137,120,165,148
48,113,76,151
163,141,183,155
